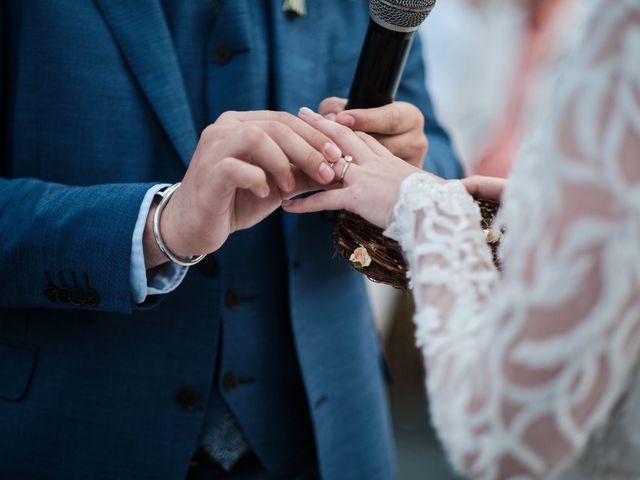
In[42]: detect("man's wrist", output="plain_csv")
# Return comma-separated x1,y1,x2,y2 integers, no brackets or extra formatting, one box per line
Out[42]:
151,183,206,267
143,196,169,270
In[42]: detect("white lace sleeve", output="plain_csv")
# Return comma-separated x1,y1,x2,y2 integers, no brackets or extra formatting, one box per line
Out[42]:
384,2,640,478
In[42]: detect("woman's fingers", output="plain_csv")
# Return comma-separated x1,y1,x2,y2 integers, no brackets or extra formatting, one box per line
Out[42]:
282,189,350,214
354,131,393,157
370,132,428,167
298,107,374,163
460,175,507,202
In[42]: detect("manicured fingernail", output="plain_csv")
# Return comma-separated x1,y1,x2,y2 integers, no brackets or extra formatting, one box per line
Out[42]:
323,142,342,159
281,199,292,207
318,162,335,183
299,106,318,118
324,113,336,121
260,186,270,198
336,113,356,127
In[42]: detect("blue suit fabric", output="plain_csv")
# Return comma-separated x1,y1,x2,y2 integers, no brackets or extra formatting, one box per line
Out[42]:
0,1,461,479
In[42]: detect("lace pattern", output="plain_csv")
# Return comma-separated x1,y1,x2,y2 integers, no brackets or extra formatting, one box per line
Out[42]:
385,1,640,478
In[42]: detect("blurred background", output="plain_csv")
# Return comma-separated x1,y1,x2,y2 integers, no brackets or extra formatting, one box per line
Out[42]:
366,0,585,477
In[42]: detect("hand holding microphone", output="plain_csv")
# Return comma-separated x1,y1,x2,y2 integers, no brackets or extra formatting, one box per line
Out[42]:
318,0,438,168
146,0,439,270
318,97,428,168
348,0,437,109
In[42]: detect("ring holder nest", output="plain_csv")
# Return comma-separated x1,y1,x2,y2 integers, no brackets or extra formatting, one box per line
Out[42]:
334,199,502,291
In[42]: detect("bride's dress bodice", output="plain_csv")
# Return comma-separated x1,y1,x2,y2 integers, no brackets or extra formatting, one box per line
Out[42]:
384,1,640,478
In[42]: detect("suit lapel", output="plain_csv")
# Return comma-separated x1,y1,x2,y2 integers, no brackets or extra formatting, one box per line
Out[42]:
94,0,198,166
269,0,328,243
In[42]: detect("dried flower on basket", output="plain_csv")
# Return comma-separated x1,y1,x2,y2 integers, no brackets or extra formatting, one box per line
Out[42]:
335,198,502,291
484,228,503,244
349,246,372,269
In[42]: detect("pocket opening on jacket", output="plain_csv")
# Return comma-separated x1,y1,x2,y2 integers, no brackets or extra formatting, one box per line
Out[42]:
0,340,38,401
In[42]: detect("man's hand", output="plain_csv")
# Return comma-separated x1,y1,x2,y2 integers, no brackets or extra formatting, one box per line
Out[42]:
318,97,428,168
143,111,341,269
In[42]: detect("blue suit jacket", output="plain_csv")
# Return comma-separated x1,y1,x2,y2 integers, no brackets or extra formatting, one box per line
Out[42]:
0,1,460,479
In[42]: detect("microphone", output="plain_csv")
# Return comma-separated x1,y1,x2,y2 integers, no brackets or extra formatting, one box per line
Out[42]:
346,0,437,109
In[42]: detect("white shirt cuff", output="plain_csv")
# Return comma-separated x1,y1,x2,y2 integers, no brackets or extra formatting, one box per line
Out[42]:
130,184,189,304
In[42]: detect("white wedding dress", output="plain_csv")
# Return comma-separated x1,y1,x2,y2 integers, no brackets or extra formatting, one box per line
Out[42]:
383,1,640,478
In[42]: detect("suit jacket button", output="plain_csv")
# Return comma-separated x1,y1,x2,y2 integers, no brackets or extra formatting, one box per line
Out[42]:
175,388,200,411
224,289,243,310
197,255,219,277
43,286,59,303
223,372,240,392
213,47,233,65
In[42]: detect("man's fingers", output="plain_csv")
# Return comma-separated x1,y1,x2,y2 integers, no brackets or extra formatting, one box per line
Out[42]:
218,111,342,183
285,167,342,198
282,189,349,214
219,110,341,156
216,157,270,199
460,175,507,202
318,97,347,117
335,101,424,135
216,128,293,192
215,110,242,125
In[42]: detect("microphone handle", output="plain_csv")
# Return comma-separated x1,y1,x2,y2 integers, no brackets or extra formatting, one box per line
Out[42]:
346,19,417,110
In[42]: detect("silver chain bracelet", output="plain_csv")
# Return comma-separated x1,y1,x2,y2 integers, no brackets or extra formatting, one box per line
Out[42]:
153,182,206,267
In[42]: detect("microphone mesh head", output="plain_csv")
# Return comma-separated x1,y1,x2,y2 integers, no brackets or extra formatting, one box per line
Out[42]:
369,0,437,32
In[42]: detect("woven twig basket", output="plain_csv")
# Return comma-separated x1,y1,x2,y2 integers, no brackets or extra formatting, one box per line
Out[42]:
334,199,501,291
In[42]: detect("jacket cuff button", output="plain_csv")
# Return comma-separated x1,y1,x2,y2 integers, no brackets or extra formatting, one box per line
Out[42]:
43,286,60,304
81,288,100,307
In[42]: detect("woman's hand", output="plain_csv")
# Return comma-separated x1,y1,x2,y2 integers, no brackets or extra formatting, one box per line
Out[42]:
460,175,507,202
282,107,441,229
318,97,428,168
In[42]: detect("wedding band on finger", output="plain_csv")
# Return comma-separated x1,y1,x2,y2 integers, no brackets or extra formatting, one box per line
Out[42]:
339,155,353,182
